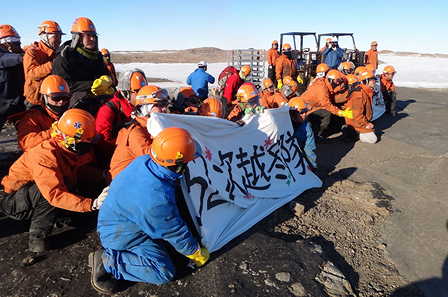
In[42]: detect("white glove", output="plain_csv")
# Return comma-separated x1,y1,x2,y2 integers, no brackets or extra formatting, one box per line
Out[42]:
92,186,109,210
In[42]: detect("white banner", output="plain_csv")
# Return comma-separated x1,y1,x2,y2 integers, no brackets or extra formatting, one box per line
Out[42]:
147,105,322,252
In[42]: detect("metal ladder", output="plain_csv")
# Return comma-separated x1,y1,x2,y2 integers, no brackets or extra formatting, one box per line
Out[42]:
227,49,266,86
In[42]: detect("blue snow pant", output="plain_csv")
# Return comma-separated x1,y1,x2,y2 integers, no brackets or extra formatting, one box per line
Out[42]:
102,238,176,284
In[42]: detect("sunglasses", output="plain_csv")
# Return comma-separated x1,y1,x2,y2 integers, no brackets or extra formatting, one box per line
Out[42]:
50,95,71,102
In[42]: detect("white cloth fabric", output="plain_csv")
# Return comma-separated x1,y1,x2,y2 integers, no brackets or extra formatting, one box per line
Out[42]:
359,131,377,144
147,105,322,252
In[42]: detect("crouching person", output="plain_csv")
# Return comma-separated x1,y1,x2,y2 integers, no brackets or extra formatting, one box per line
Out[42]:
90,127,209,294
0,109,105,252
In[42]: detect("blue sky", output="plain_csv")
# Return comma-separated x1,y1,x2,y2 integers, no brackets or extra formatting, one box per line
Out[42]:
3,0,448,54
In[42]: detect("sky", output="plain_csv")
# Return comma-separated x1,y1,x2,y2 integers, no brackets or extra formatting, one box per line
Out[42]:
2,0,448,54
115,53,448,89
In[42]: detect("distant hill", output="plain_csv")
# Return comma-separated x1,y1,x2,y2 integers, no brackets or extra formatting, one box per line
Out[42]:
111,47,227,64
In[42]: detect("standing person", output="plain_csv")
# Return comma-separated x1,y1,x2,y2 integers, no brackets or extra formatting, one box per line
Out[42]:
90,127,208,294
23,20,65,108
0,109,105,252
8,75,70,152
0,24,25,133
52,17,111,112
345,72,377,144
379,65,397,116
100,48,117,88
288,97,317,170
267,40,280,84
322,37,343,69
275,43,297,89
222,65,251,104
186,61,215,101
365,41,378,70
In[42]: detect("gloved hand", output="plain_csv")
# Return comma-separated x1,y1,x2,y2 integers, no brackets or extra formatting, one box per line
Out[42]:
92,186,109,210
256,105,266,113
186,245,210,267
91,75,113,96
297,75,304,84
277,79,283,89
244,107,255,115
106,87,115,95
338,107,353,119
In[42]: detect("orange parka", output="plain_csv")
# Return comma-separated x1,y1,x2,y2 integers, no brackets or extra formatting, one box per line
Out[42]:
225,101,244,122
23,41,57,105
365,49,378,70
1,140,100,212
275,54,297,81
344,85,374,134
108,116,153,182
379,74,395,93
300,77,341,116
267,48,280,66
8,104,60,152
261,92,287,109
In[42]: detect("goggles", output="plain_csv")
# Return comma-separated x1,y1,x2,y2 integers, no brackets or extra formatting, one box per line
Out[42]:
48,94,72,102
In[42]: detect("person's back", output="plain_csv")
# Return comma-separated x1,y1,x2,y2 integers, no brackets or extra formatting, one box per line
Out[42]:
186,61,215,100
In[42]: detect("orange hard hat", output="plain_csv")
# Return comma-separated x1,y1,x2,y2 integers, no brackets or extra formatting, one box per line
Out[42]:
371,41,378,46
262,78,274,90
40,75,71,96
0,24,20,40
241,65,251,77
345,74,358,85
130,71,148,93
341,62,353,71
354,66,367,76
282,43,291,52
135,85,166,107
326,69,342,82
316,63,329,73
236,84,259,104
71,17,97,35
383,65,396,74
326,38,332,43
358,69,375,82
272,40,278,44
150,127,201,167
38,20,65,35
288,97,308,112
57,109,96,142
365,64,376,72
179,87,197,99
199,97,223,118
100,48,110,56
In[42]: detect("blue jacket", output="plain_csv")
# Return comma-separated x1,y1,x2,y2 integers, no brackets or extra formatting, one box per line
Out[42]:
322,46,343,69
186,68,215,98
293,120,317,169
98,155,198,256
0,48,24,104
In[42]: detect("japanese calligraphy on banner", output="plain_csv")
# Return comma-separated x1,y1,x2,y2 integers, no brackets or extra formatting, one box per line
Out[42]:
147,105,322,252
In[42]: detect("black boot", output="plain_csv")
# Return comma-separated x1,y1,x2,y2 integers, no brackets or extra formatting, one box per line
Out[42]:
29,229,50,252
89,249,118,294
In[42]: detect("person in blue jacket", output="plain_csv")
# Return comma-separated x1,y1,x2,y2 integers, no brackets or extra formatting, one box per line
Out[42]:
289,97,317,171
322,37,343,69
89,127,209,294
186,61,215,101
0,24,25,132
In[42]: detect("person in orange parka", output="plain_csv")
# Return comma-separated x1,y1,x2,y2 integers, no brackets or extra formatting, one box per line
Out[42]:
300,70,353,142
267,40,280,83
379,65,397,116
0,109,106,252
275,43,297,89
365,41,378,70
225,84,261,126
100,48,117,88
8,75,70,152
343,74,377,144
23,20,65,108
107,86,169,182
260,78,284,108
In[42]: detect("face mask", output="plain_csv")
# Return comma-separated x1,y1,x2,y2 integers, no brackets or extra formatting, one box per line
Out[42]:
330,80,339,90
285,52,292,59
167,163,188,174
46,103,68,116
70,142,93,155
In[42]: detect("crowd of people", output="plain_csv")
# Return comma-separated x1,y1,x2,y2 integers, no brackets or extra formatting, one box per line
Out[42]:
0,17,398,294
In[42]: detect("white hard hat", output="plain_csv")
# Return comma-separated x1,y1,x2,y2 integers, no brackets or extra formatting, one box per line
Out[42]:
331,36,338,42
198,61,207,67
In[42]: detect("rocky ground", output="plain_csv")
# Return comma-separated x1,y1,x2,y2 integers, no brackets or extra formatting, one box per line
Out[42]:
0,48,433,296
